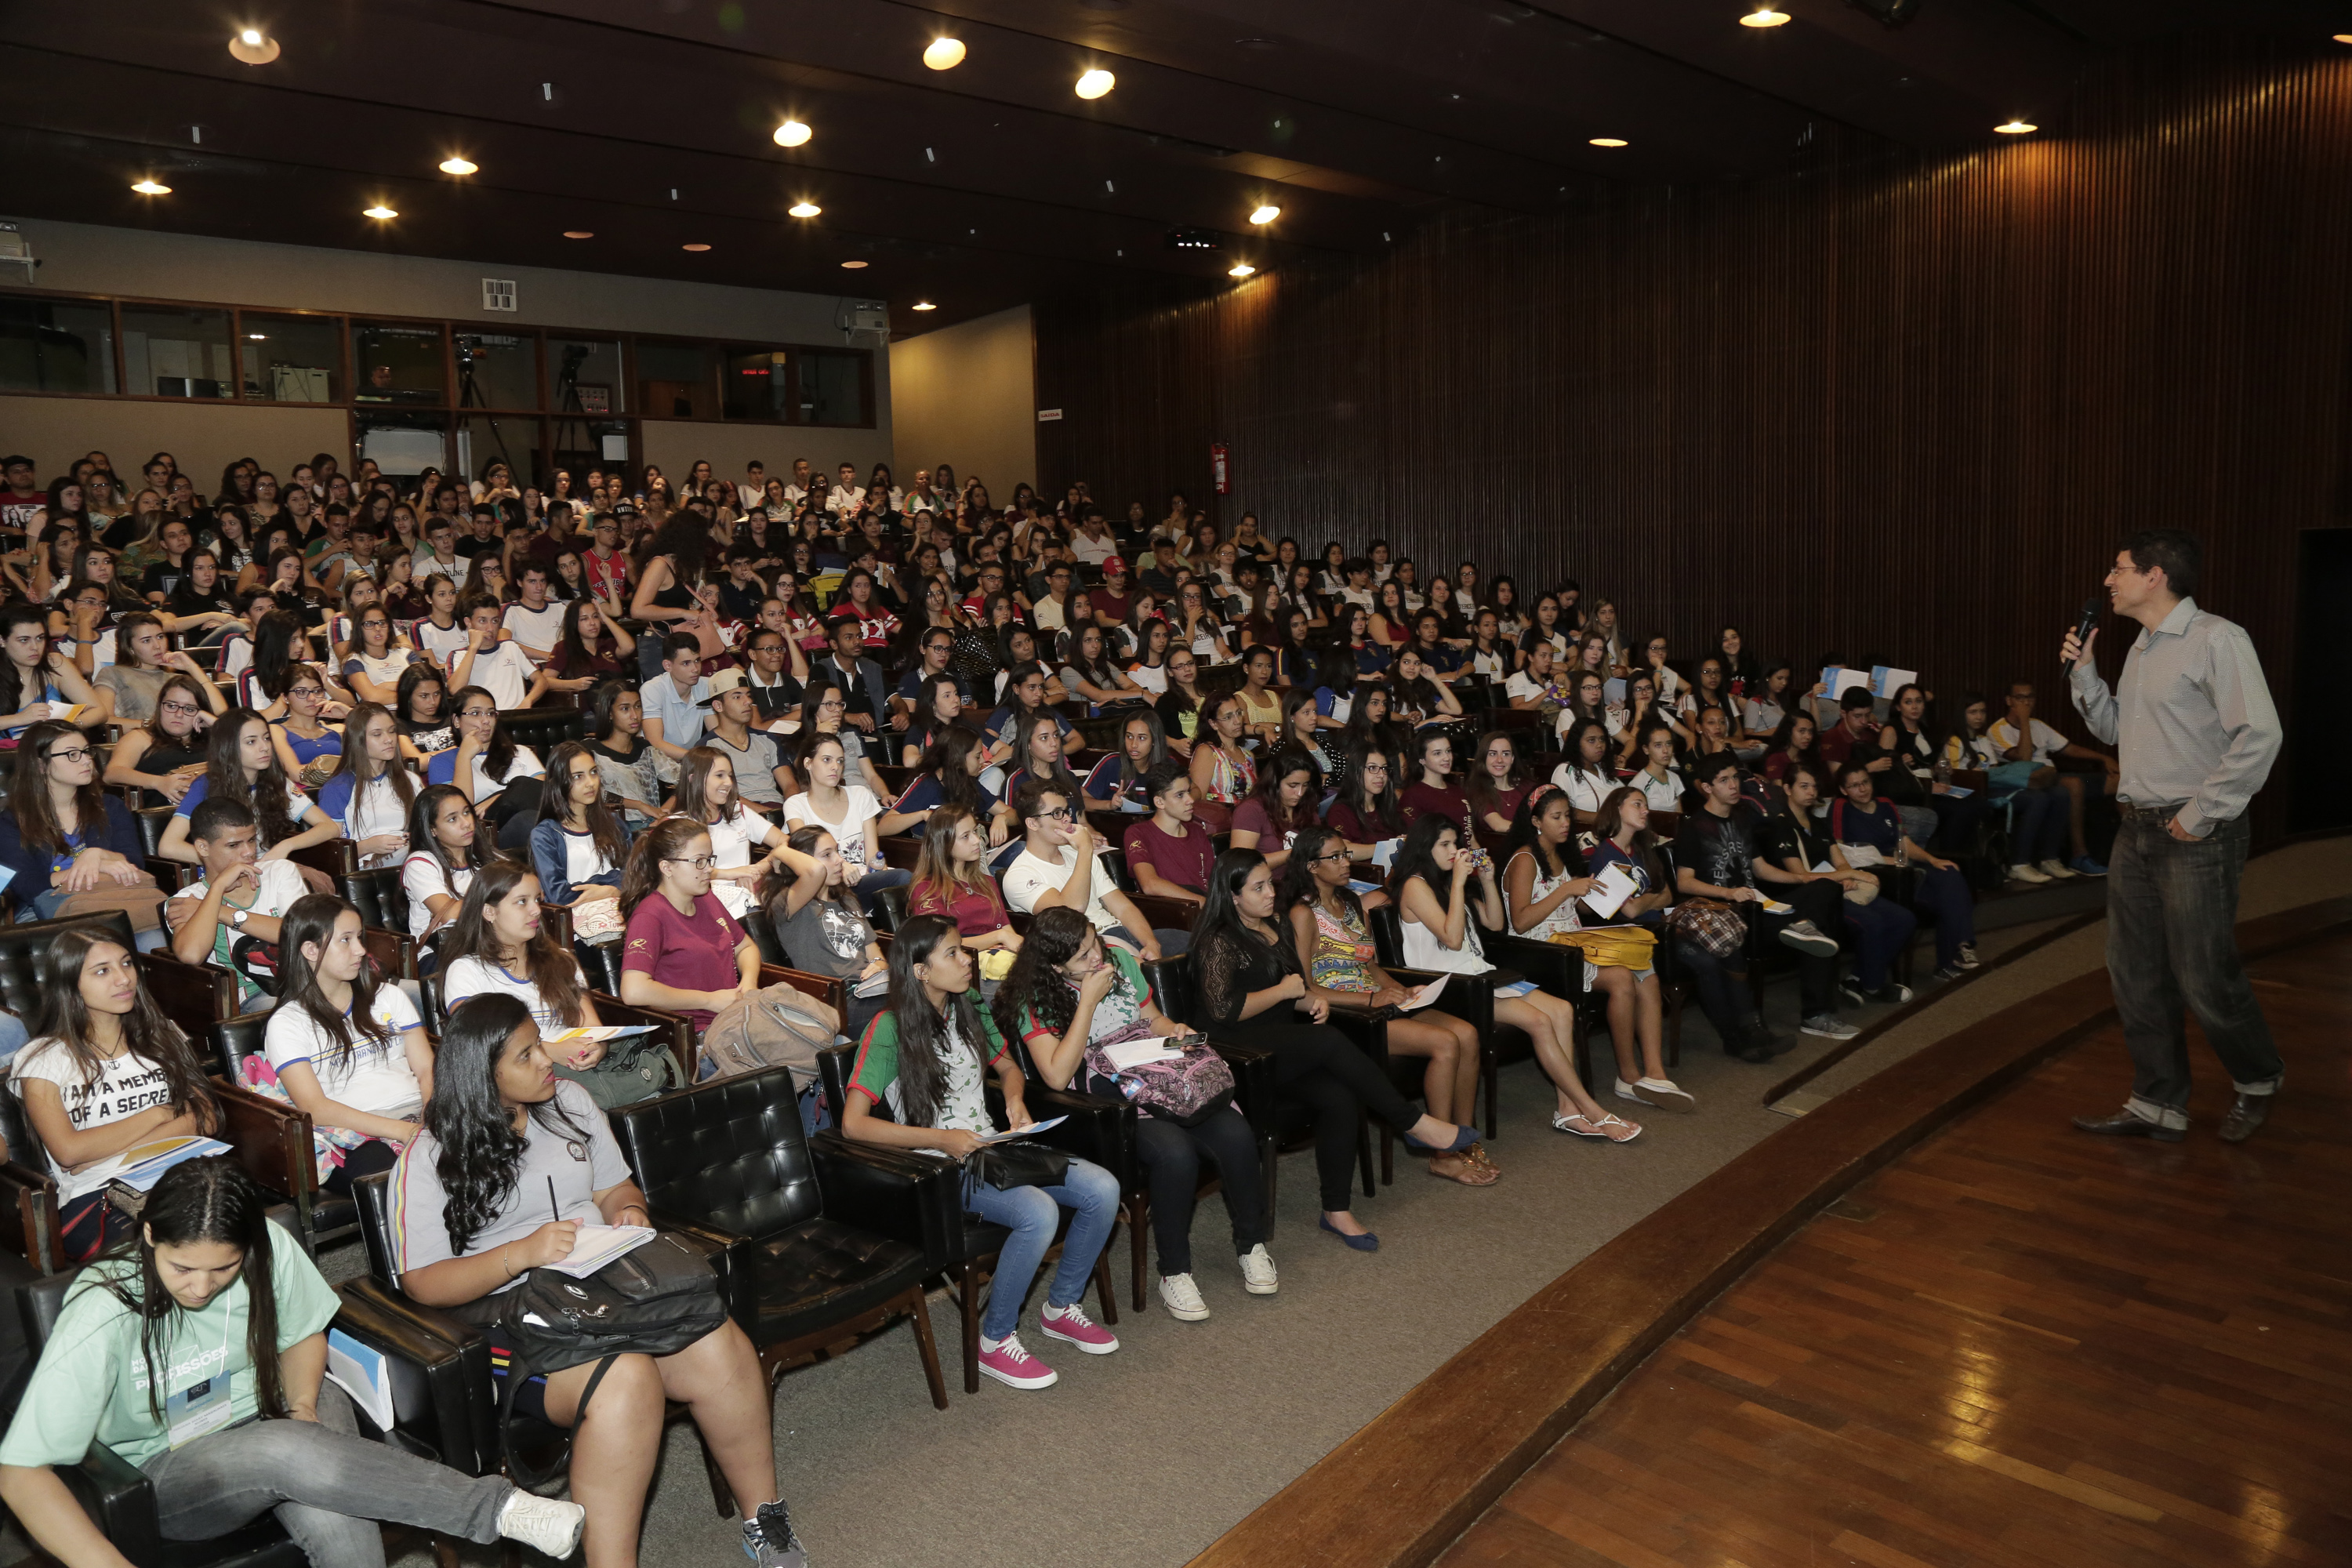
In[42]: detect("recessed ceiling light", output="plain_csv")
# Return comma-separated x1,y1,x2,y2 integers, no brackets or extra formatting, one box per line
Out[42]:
437,156,477,176
228,27,279,64
923,36,966,70
562,230,593,239
773,120,811,147
682,242,712,252
1228,263,1256,278
131,179,171,195
788,201,822,218
1741,8,1791,26
363,205,397,220
1995,119,2037,134
840,260,869,269
2336,33,2352,42
247,332,266,340
1075,68,1115,100
1249,204,1280,224
1590,137,1629,147
912,301,937,311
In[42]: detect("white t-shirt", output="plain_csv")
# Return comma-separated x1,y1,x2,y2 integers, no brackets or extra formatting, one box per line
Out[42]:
1001,842,1119,933
783,786,881,872
221,634,256,680
443,954,590,1036
1069,531,1117,565
448,641,537,710
401,852,477,938
1988,718,2069,764
1127,662,1168,695
9,1040,181,1200
263,987,424,1123
1504,671,1556,706
502,601,566,654
172,857,308,927
412,618,469,669
342,650,416,695
1635,770,1686,810
704,807,768,918
1553,764,1616,818
440,744,543,805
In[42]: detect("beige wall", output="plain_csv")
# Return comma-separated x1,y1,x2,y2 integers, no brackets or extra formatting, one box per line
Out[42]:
888,306,1036,498
0,395,352,496
639,422,893,496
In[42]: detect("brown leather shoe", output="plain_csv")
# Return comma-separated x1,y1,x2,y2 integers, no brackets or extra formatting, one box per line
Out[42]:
2071,1108,2185,1142
2216,1094,2271,1144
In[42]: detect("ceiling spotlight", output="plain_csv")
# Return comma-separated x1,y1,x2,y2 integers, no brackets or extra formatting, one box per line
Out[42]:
131,179,172,195
774,120,811,147
438,156,477,176
248,332,266,339
1228,263,1256,278
912,301,937,311
923,36,966,70
788,201,822,218
363,204,397,220
1589,137,1628,147
682,242,712,252
1741,8,1791,25
1075,68,1115,100
1995,119,2037,134
841,260,869,269
1248,204,1280,224
562,230,593,238
228,27,279,64
2337,33,2352,42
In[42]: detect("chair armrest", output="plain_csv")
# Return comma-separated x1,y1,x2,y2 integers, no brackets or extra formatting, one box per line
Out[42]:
758,964,846,1029
291,839,359,880
210,1082,314,1212
331,1283,485,1469
1023,1085,1134,1184
1385,964,1490,1034
0,1160,60,1272
1199,1036,1278,1137
807,1138,946,1261
143,857,198,895
1122,891,1201,936
57,1442,162,1568
643,1209,755,1330
1483,932,1587,996
138,949,236,1024
340,1277,497,1475
360,926,417,984
590,992,693,1080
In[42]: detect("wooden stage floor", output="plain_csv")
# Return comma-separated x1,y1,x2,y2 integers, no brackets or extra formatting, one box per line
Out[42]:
1436,929,2352,1568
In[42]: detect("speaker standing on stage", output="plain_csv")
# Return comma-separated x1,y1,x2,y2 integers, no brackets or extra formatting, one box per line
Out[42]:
2060,530,2283,1145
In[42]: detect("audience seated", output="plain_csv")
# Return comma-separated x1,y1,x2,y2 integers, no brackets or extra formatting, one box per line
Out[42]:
1004,779,1186,958
1991,680,2114,877
1766,763,1918,1006
1826,761,1980,982
0,719,165,941
1122,760,1217,906
165,797,307,1008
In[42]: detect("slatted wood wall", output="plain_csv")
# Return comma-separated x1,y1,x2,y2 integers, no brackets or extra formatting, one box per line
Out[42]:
1033,38,2352,844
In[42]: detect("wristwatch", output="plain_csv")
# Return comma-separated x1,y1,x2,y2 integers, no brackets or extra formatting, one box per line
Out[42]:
230,908,249,928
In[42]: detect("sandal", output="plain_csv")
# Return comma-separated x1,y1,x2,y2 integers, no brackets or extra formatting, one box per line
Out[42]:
1553,1112,1608,1138
1464,1142,1501,1177
1592,1113,1643,1144
1428,1152,1500,1187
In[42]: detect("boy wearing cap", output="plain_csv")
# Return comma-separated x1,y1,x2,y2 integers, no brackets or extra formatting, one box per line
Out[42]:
1089,556,1134,630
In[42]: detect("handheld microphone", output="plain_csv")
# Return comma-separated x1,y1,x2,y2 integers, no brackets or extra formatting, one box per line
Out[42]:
2067,593,2102,673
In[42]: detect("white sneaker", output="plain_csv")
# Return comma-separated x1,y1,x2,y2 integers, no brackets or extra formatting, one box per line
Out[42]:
498,1490,586,1560
1159,1272,1210,1321
1238,1243,1279,1295
2009,862,2051,884
1616,1076,1696,1112
1799,1013,1860,1040
1777,919,1839,958
2038,858,2078,880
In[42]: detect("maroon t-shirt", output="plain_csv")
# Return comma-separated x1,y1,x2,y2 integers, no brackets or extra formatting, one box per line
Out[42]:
620,891,746,1032
1122,816,1216,896
1401,781,1469,830
1231,797,1317,851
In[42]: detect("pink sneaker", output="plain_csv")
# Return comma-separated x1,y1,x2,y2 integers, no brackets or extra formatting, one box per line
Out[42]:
1038,1300,1120,1356
975,1332,1057,1389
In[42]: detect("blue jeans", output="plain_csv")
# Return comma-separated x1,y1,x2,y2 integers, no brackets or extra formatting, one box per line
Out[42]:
964,1157,1120,1340
1907,865,1975,968
850,865,910,919
2107,811,2279,1124
2008,785,2066,865
1842,894,1917,991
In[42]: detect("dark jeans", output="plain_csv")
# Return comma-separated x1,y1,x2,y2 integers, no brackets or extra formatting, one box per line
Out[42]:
1270,1024,1421,1212
1760,880,1844,1015
2107,811,2281,1125
2009,785,2067,864
1671,938,1754,1051
1842,894,1917,991
1135,1107,1265,1276
1107,923,1192,958
1905,864,1975,968
1924,790,1988,855
140,1383,511,1568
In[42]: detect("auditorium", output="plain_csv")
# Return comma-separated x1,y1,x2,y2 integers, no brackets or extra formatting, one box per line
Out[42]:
0,4,2340,1567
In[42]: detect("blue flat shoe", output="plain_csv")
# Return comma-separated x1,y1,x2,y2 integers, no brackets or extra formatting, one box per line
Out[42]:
1401,1123,1479,1156
1319,1216,1380,1251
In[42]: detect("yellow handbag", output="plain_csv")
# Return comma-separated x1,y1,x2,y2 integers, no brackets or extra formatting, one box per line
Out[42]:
1544,925,1658,970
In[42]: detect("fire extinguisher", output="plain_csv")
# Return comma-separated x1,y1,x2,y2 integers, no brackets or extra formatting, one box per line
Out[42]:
1210,443,1230,495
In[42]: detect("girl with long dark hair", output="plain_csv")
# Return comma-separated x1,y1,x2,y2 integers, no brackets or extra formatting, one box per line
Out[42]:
878,722,1007,841
906,804,1022,952
528,740,632,916
993,904,1274,1319
0,720,162,932
1465,730,1531,835
1762,707,1824,786
103,670,216,808
673,745,786,920
257,894,431,1192
1193,849,1479,1250
768,825,888,1036
1551,717,1618,829
586,677,666,828
442,860,634,1094
841,914,1121,1385
0,601,98,741
6,924,220,1258
615,815,761,1038
1229,745,1319,872
315,701,417,868
1186,693,1254,834
1323,739,1405,869
0,1157,582,1565
156,708,339,867
402,782,487,943
1081,708,1168,813
393,659,455,763
390,993,800,1566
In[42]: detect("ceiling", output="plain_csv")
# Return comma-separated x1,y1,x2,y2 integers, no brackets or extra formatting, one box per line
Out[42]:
0,0,2340,335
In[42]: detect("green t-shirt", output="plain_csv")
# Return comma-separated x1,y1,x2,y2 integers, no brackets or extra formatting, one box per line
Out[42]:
0,1221,339,1470
848,1004,1008,1134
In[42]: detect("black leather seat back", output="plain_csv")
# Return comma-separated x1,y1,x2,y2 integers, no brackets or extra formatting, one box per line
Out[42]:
343,868,409,935
816,1041,863,1128
580,941,624,994
354,1171,399,1284
0,1081,43,1174
420,966,448,1034
1367,903,1406,968
132,806,175,858
0,910,137,1023
873,884,906,934
610,1069,819,1246
740,906,789,967
1141,952,1194,1026
20,1269,75,1352
500,708,586,756
209,1015,272,1081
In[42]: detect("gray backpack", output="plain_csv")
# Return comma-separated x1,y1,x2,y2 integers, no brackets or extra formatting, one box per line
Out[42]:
698,982,844,1087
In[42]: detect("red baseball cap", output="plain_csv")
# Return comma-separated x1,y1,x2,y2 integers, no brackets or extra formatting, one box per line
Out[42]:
1103,554,1127,573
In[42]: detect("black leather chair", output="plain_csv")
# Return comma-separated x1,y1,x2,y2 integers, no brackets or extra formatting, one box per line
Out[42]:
610,1069,949,1409
500,706,586,756
872,883,908,934
129,805,198,894
11,1265,483,1568
1366,902,1535,1138
349,1173,739,1517
813,1042,1122,1394
205,1013,360,1254
340,867,419,980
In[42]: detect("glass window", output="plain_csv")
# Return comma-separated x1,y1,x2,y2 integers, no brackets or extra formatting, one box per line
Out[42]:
797,349,869,426
122,305,234,398
723,347,792,421
547,336,622,416
459,416,543,492
454,330,538,409
354,412,449,482
0,296,117,394
238,312,340,402
550,413,633,482
351,321,446,405
634,339,717,419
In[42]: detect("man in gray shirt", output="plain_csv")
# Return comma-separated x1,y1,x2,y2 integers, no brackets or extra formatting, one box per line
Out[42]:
2063,529,2283,1145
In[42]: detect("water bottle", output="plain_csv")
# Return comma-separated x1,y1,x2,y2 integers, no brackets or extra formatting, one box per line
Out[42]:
1932,757,1951,788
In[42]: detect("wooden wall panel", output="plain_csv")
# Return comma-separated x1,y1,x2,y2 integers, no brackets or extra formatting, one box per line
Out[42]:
1034,40,2352,843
